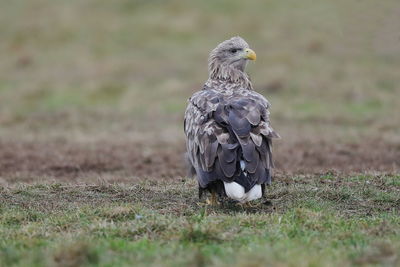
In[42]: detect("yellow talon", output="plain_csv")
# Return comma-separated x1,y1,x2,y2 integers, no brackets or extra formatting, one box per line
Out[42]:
206,192,219,206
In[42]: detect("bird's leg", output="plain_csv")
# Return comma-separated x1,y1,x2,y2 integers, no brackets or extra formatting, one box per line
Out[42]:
197,186,207,207
198,186,203,200
206,191,219,206
211,191,218,206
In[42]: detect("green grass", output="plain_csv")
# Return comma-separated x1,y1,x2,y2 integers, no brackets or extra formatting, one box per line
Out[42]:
1,175,399,266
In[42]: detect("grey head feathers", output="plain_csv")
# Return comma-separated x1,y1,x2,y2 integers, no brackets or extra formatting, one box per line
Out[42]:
208,36,256,88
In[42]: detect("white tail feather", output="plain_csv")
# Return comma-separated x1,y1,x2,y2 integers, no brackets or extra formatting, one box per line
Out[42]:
223,182,262,203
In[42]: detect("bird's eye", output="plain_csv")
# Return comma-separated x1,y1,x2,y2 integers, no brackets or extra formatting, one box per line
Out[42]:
230,48,238,53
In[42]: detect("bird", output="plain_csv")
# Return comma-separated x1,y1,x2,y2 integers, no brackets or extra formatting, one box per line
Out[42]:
184,36,279,205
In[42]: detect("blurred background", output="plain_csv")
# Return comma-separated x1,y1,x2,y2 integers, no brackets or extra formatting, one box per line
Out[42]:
0,0,399,183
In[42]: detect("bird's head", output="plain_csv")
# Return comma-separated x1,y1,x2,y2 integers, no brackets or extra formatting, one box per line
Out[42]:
208,36,256,81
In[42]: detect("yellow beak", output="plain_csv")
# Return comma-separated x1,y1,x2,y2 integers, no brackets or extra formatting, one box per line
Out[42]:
245,48,256,60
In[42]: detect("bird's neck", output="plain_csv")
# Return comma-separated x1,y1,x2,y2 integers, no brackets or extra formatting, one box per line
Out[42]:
208,64,253,90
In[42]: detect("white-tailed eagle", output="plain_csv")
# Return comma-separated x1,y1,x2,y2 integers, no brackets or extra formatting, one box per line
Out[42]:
184,36,279,204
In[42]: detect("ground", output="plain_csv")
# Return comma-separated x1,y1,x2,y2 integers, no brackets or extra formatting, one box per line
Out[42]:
1,175,399,266
0,0,400,266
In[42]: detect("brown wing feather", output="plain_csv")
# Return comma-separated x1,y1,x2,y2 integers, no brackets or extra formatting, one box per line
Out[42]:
184,85,279,191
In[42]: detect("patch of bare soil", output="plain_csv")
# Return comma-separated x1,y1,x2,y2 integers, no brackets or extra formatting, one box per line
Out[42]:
0,140,186,184
275,139,400,175
0,138,398,184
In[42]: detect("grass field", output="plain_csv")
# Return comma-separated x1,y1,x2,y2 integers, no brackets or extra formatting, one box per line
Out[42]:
1,175,399,266
0,0,399,266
